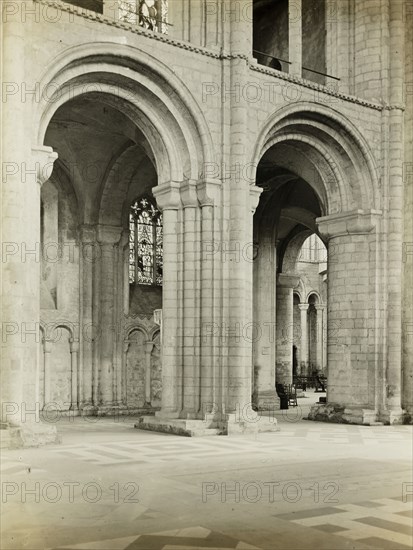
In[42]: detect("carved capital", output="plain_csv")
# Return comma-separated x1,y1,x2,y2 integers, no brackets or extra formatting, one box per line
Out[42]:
277,273,300,289
32,145,58,186
250,186,263,213
43,340,53,353
79,224,96,243
298,303,309,312
69,339,80,353
152,181,181,210
97,224,123,245
196,179,221,207
316,209,382,240
145,341,155,353
153,309,162,326
180,180,198,208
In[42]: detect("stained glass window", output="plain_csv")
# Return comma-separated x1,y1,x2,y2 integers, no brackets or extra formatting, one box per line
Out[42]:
118,0,168,33
129,196,163,285
118,0,138,24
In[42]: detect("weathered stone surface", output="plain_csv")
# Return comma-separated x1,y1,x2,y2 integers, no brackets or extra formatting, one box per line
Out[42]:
1,0,411,446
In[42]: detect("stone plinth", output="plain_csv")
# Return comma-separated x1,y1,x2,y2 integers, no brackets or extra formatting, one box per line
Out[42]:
308,403,386,426
4,423,60,450
135,416,224,437
135,411,279,437
254,389,278,411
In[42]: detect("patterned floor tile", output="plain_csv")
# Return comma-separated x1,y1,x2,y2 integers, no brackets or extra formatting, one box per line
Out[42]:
396,510,413,518
356,536,412,550
354,516,412,536
41,423,412,467
51,527,261,550
352,501,386,508
0,457,44,475
54,535,138,549
310,524,349,533
275,497,413,549
275,506,346,520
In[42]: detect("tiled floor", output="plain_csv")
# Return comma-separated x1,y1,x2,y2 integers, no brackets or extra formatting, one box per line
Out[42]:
1,401,412,550
275,498,413,549
51,526,260,549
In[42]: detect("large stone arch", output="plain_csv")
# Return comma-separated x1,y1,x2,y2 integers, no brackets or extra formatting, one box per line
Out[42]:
280,228,315,273
123,327,148,409
29,43,223,423
99,144,155,227
252,102,387,424
34,42,216,184
252,102,379,215
307,291,322,304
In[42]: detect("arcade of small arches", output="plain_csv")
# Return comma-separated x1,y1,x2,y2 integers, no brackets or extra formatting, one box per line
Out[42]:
292,235,328,378
4,43,406,437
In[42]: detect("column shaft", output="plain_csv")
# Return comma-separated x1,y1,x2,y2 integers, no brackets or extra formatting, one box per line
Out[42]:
1,20,53,427
318,211,380,417
43,342,52,407
276,276,298,385
144,342,155,403
99,242,116,405
92,241,101,406
226,5,255,415
253,239,277,408
79,226,95,407
315,305,325,373
299,304,309,375
197,179,222,419
384,0,404,420
70,340,79,410
181,199,199,416
323,307,328,372
199,204,215,416
289,0,302,76
97,226,122,407
159,208,180,415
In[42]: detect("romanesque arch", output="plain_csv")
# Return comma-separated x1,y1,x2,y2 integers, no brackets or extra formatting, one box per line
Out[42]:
34,42,215,182
252,103,385,423
251,102,379,213
31,42,220,419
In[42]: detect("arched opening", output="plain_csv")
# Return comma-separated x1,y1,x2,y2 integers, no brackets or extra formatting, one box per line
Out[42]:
288,236,328,397
252,0,331,83
251,107,380,421
40,90,168,412
61,1,169,33
124,328,148,409
35,48,215,420
252,153,326,409
253,0,290,73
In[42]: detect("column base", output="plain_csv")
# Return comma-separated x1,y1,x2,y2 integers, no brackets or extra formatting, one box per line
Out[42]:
2,422,60,449
253,389,278,411
135,415,224,436
308,403,383,425
226,411,279,435
402,408,413,424
79,405,99,416
155,409,181,419
135,410,279,437
90,404,160,417
378,408,405,425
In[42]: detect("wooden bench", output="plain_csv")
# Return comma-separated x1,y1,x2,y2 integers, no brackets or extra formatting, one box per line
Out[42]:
314,375,327,392
276,383,298,408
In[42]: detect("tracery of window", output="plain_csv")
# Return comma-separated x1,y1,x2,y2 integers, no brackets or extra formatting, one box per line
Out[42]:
299,234,326,263
129,196,163,286
118,0,168,33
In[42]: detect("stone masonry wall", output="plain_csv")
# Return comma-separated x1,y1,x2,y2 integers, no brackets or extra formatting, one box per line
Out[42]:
2,0,411,427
